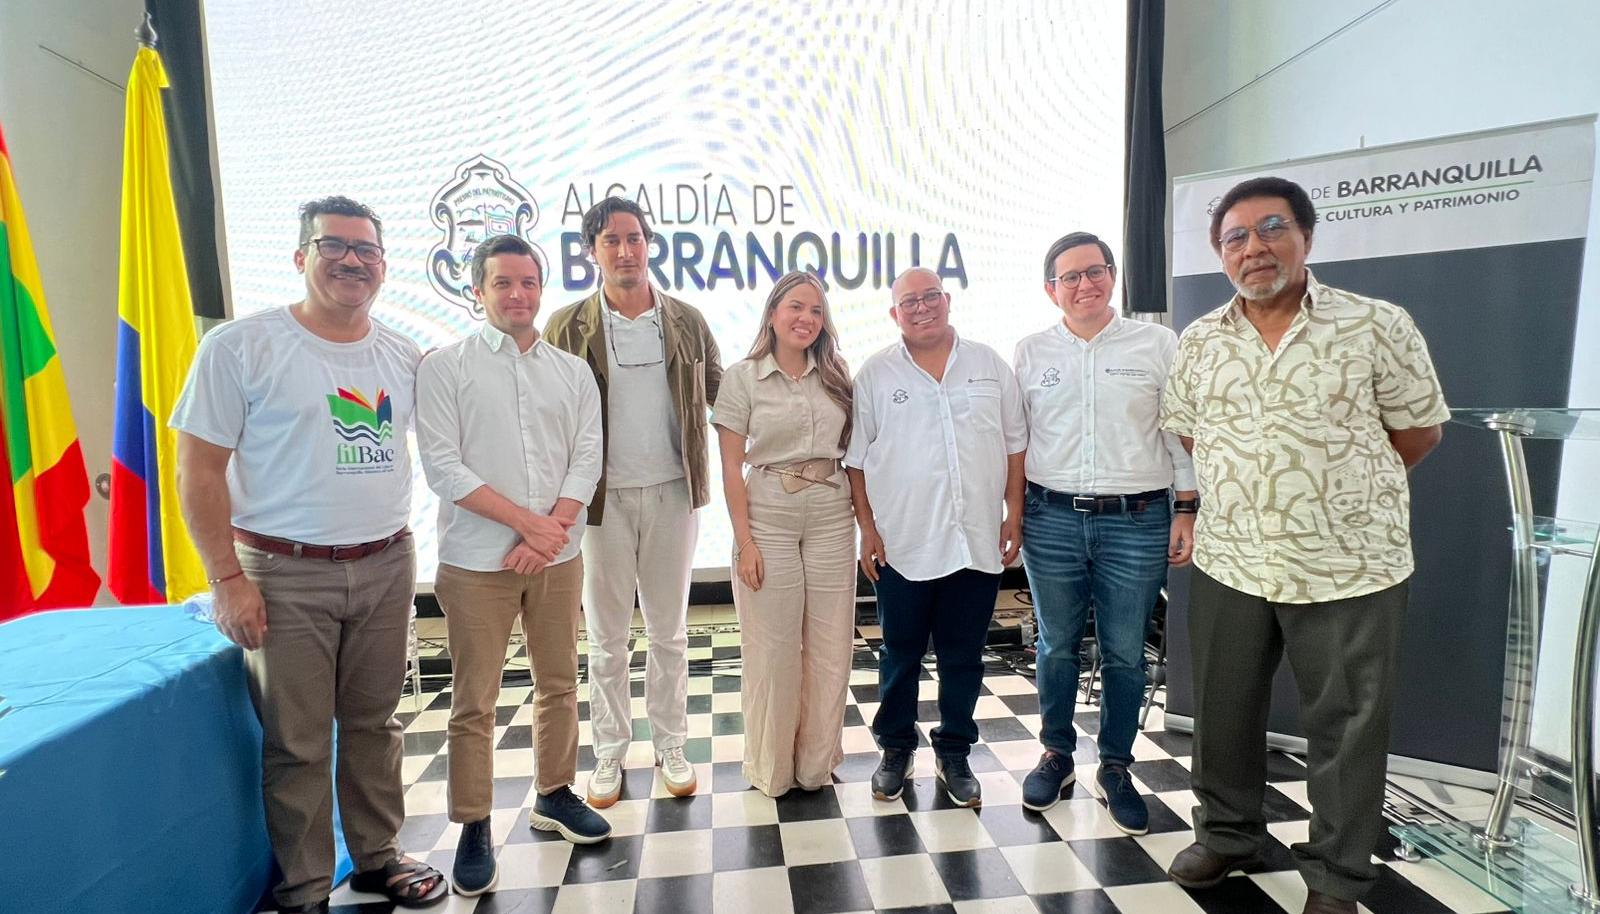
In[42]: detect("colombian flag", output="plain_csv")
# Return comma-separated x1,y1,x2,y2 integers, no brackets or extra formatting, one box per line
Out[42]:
108,47,204,604
0,123,101,620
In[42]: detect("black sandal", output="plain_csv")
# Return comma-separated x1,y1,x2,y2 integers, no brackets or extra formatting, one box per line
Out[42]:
349,857,449,908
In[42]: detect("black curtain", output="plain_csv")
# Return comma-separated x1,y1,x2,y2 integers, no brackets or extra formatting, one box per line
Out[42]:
1123,0,1167,313
144,0,226,319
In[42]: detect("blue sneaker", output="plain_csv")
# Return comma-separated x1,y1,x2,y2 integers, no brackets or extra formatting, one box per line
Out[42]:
531,787,613,844
1094,764,1148,835
935,754,982,808
1021,751,1076,812
451,815,497,896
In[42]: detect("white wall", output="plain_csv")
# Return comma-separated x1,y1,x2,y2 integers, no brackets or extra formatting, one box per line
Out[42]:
1164,0,1600,759
1,0,145,604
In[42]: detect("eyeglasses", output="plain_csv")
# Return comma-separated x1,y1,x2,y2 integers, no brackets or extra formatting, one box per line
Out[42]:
895,290,946,312
604,305,665,369
306,236,385,265
1048,264,1111,288
1218,216,1297,252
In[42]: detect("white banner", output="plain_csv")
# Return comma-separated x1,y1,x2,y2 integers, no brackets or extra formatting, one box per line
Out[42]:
1173,117,1595,276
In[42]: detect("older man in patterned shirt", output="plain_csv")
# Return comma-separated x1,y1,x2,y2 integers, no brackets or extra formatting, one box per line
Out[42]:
1159,176,1448,914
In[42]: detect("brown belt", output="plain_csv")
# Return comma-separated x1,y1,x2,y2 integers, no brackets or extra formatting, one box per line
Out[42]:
233,526,411,562
754,457,842,493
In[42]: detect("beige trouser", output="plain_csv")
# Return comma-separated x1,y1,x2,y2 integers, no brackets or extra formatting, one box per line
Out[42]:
236,536,415,909
734,465,857,796
434,556,583,821
582,479,697,759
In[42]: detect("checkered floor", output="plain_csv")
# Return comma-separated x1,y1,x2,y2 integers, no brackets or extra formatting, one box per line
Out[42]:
272,618,1512,914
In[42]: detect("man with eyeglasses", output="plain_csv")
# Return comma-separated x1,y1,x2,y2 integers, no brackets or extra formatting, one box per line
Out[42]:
544,197,722,805
1159,177,1448,914
173,196,447,912
846,267,1027,807
1010,233,1197,833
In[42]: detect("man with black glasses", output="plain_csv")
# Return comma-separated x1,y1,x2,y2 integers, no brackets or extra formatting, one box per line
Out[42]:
545,197,722,805
1160,177,1448,914
1012,232,1197,832
173,196,445,912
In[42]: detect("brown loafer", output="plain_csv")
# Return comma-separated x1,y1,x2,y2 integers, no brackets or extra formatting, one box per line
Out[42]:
1302,890,1357,914
1166,841,1262,888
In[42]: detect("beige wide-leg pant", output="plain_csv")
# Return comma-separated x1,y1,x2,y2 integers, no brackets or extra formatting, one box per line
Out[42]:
734,466,857,796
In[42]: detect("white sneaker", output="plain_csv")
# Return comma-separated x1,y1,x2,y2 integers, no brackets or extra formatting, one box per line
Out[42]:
587,757,623,808
657,746,698,797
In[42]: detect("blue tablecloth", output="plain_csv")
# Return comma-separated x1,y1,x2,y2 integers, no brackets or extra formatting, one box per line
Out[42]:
0,605,352,914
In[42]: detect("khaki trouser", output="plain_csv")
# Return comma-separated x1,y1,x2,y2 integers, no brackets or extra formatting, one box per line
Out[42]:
434,556,584,821
237,536,415,909
734,465,857,795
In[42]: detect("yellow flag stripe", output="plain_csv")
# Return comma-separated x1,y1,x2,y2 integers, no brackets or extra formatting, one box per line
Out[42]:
119,47,205,601
12,473,53,597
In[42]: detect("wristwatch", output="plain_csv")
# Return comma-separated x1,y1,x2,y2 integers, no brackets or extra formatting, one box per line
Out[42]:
1173,497,1200,514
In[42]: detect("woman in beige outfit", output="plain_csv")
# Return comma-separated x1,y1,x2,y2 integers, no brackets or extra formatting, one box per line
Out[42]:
713,271,858,797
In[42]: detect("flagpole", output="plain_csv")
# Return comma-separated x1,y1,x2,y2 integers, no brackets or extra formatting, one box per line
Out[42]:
135,12,157,48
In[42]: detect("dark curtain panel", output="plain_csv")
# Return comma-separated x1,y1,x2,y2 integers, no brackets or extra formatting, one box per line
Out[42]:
144,0,226,319
1123,0,1167,313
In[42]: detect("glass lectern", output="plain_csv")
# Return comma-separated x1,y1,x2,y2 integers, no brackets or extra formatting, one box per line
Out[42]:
1392,408,1600,913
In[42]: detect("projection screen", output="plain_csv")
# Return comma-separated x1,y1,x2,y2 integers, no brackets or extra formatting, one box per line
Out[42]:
203,0,1127,582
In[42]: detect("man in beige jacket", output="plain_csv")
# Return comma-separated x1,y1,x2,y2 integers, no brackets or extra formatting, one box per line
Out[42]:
543,197,722,805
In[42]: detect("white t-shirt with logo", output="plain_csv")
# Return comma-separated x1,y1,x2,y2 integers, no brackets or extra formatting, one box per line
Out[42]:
170,306,421,544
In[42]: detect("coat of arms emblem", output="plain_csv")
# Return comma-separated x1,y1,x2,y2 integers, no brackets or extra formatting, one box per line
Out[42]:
428,155,544,316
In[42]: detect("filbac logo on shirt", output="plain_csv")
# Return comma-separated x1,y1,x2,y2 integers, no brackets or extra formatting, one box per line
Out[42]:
328,387,396,474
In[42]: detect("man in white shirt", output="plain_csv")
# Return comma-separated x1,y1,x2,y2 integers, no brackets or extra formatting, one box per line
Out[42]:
1011,232,1197,833
173,197,445,913
416,235,610,895
544,198,722,804
846,267,1027,808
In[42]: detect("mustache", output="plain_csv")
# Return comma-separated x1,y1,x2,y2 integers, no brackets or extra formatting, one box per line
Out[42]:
331,267,369,279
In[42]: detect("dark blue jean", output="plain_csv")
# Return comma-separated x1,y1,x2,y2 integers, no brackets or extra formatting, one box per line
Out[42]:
1021,482,1170,767
871,564,1000,758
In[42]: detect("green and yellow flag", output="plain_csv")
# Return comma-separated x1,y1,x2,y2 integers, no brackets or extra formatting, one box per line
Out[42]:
0,120,101,619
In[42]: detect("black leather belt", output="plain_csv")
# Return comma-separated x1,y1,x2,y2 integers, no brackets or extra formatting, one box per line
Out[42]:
1027,482,1169,515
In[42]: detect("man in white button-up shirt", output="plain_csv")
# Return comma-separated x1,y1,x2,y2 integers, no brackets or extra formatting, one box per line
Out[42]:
845,267,1027,808
417,235,610,894
1011,232,1197,833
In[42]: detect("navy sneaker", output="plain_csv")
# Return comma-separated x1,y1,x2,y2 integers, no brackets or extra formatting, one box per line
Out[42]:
872,747,914,801
451,815,497,896
1094,764,1148,835
530,787,613,844
935,754,982,808
1021,751,1076,812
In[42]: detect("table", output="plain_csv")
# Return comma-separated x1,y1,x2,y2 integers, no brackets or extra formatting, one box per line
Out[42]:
0,605,353,914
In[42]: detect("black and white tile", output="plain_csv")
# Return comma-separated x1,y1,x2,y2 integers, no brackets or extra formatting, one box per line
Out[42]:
261,621,1510,914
